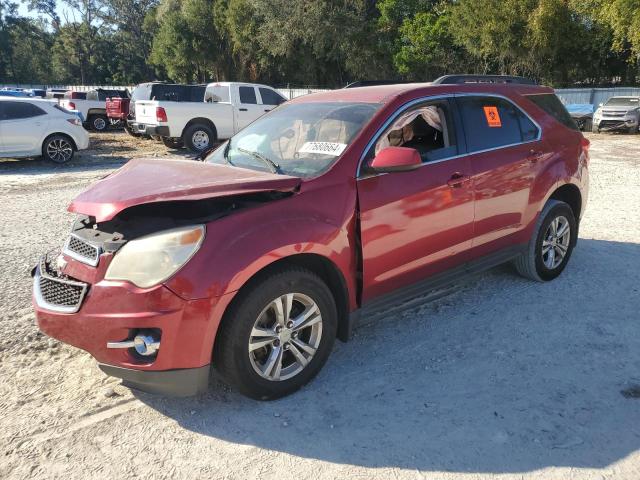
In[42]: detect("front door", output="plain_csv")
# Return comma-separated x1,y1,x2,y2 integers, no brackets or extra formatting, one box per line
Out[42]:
357,98,475,302
236,86,265,131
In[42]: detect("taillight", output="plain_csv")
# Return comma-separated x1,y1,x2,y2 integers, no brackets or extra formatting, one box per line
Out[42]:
156,107,167,123
68,102,76,110
66,117,81,126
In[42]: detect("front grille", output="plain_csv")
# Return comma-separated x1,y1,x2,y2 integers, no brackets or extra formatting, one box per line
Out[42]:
63,235,100,266
34,257,88,313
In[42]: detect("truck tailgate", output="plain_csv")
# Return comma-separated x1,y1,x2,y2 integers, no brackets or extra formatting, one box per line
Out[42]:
135,100,159,125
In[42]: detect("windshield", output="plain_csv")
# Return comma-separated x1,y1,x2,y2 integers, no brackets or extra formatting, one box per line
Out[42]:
206,102,379,177
605,97,639,107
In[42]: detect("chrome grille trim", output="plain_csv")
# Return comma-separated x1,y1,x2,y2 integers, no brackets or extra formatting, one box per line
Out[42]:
63,233,101,266
33,257,88,314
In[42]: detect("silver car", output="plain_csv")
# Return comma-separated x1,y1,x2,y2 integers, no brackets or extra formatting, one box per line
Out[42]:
592,96,640,133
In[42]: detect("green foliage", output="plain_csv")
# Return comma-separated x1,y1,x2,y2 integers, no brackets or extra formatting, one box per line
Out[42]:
1,0,638,86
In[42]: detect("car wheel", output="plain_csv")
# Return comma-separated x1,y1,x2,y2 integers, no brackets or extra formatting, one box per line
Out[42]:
183,124,215,153
583,119,592,132
628,126,638,134
89,114,108,132
42,135,75,164
162,137,184,149
215,267,337,400
514,200,577,282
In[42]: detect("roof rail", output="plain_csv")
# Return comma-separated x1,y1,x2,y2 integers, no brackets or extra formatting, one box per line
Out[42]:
432,75,537,85
344,80,410,88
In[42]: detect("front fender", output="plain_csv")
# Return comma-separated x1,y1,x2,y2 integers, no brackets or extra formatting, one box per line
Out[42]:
165,198,358,307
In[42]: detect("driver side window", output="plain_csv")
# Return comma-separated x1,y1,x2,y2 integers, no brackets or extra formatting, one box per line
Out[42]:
374,100,457,163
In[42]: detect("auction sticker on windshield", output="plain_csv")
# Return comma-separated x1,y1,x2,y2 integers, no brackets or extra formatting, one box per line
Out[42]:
299,142,348,156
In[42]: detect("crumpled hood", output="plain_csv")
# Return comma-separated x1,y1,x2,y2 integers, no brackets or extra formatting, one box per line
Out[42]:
69,157,301,222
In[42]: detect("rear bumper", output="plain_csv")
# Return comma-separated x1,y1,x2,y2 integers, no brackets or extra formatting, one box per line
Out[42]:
132,123,170,137
99,363,210,396
73,128,90,150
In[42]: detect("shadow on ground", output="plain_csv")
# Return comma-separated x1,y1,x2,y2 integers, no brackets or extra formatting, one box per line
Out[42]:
135,238,640,473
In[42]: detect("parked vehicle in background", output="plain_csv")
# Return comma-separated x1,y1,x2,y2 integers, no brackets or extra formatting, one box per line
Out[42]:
25,88,47,98
0,90,30,97
33,76,589,399
60,88,129,131
115,83,206,138
592,96,640,133
566,104,594,131
46,88,68,100
134,82,287,152
106,96,131,130
0,97,89,163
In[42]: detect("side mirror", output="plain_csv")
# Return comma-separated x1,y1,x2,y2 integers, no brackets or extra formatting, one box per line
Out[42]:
370,146,422,173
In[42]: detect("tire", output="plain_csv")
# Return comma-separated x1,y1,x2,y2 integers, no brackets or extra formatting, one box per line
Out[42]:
591,122,599,133
583,118,592,132
183,123,215,153
162,137,184,149
89,114,108,132
628,126,638,135
42,134,75,164
215,267,338,400
513,200,577,282
124,124,140,137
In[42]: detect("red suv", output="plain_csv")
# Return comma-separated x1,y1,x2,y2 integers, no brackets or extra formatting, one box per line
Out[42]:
33,75,589,399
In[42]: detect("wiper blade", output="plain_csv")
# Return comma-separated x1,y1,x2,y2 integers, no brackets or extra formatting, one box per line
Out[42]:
237,147,282,174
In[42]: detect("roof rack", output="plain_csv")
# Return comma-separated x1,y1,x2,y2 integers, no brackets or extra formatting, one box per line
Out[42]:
432,75,537,85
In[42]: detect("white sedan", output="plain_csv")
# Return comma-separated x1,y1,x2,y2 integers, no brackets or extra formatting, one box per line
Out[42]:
0,97,90,163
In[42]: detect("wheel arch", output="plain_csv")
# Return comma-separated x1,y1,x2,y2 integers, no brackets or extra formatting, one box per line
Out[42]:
42,132,77,153
213,253,352,358
548,183,582,224
181,118,217,141
87,108,107,117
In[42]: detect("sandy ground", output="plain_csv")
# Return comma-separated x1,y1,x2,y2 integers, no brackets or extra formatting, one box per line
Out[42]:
0,131,639,480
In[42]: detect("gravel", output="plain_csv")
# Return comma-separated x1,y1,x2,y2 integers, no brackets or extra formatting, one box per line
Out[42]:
0,131,639,479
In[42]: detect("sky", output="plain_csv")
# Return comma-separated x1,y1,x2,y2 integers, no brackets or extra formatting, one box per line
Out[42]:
16,1,70,22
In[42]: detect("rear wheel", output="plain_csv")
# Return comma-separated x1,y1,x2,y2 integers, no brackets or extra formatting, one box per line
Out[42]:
89,114,108,132
514,200,576,281
183,123,215,153
215,267,337,400
582,118,592,132
42,135,74,164
162,137,184,149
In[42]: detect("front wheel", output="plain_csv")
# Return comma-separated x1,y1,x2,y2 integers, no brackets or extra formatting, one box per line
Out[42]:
215,267,337,400
514,200,576,281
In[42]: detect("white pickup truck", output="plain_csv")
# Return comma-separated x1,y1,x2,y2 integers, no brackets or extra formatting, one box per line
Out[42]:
132,82,287,152
60,89,129,131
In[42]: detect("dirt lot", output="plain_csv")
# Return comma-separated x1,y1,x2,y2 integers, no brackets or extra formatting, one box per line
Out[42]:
1,131,639,480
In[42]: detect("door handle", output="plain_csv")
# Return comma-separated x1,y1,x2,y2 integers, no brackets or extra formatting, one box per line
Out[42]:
264,109,271,112
527,149,544,164
239,108,248,112
447,172,470,188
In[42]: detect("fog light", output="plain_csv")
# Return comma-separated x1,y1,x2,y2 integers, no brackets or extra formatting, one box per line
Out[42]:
106,329,160,357
133,332,160,356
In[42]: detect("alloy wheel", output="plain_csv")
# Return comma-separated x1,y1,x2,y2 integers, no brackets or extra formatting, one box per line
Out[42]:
541,215,570,269
248,293,323,381
46,138,73,163
94,117,106,130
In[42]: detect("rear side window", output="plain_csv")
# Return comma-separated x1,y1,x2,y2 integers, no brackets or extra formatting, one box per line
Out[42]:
457,96,534,152
188,86,205,102
0,101,46,120
526,93,578,131
259,88,286,106
205,85,230,103
239,86,257,104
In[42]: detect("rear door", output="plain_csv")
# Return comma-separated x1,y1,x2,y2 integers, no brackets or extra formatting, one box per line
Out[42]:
235,85,264,130
455,94,543,258
0,101,48,155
